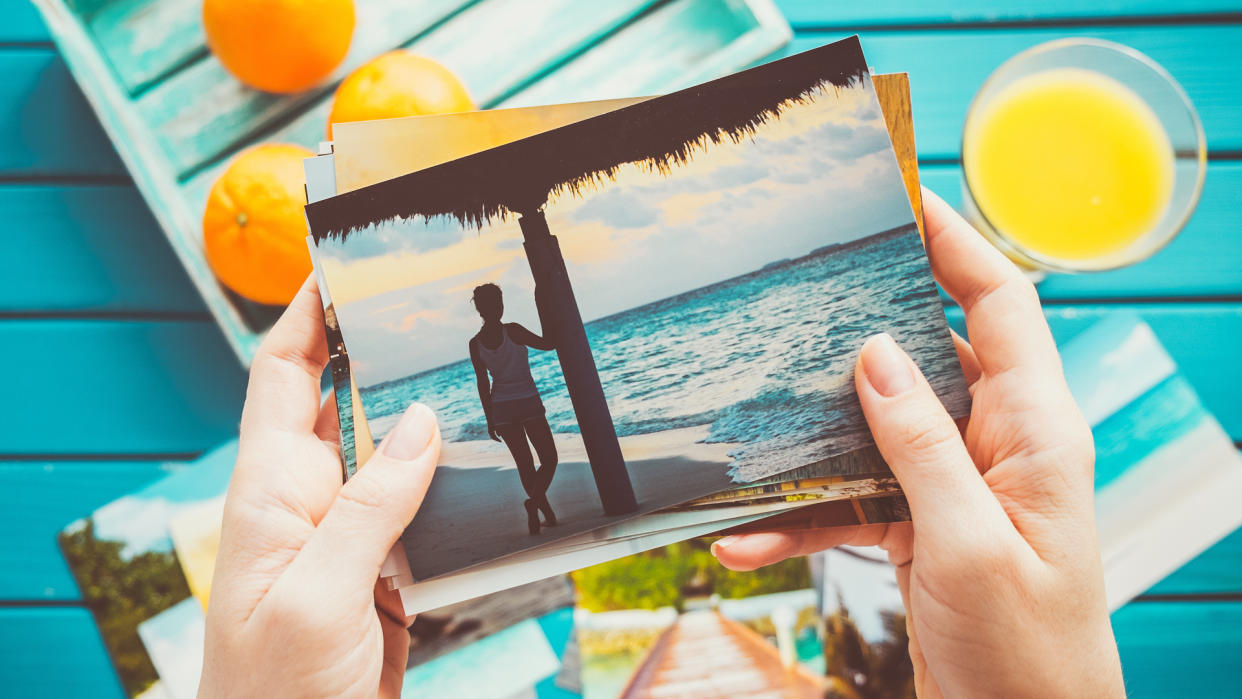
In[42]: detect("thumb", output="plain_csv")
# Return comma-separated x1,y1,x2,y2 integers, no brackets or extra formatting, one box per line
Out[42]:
855,334,1010,542
287,402,441,597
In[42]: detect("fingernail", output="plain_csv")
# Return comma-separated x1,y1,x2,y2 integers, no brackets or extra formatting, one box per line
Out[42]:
380,403,436,460
711,536,739,557
861,334,915,397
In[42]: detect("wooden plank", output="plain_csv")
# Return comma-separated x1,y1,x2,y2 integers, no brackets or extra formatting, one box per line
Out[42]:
0,50,125,176
0,461,174,601
920,162,1242,300
791,24,1242,159
13,23,1242,178
17,0,1236,49
776,0,1242,29
944,303,1242,442
0,185,203,313
1,451,1236,604
0,456,1234,605
0,607,125,699
0,312,1233,458
1147,527,1242,596
0,0,50,43
499,0,765,107
85,0,205,94
137,0,479,177
412,0,660,106
3,139,1237,317
2,320,245,455
6,119,1238,317
1113,601,1242,698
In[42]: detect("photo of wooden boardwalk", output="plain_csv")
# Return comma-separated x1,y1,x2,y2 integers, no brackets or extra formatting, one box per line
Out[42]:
618,609,824,698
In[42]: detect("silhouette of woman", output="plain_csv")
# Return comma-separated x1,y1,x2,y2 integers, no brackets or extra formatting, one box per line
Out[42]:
468,283,560,535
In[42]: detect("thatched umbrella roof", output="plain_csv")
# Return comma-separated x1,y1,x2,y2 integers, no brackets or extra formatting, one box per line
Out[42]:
308,36,868,240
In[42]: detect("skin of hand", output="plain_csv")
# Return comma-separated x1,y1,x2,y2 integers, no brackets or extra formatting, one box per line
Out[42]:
712,189,1125,698
199,278,441,698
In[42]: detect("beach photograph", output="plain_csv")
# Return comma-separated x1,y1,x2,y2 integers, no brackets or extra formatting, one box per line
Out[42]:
1058,314,1242,609
307,37,970,581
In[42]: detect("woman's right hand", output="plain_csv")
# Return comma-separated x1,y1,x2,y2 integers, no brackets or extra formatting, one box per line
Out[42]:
487,422,501,442
711,189,1125,698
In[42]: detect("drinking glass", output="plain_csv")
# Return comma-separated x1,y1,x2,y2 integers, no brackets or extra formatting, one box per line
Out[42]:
960,38,1205,274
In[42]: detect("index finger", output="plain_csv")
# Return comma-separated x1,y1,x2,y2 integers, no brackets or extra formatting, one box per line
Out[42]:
922,188,1061,377
710,523,902,571
239,274,330,440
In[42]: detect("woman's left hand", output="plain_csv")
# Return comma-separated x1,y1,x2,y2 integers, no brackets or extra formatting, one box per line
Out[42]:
200,277,441,698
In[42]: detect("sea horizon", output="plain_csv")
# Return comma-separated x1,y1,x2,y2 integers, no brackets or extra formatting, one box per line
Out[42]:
356,223,967,485
361,222,920,393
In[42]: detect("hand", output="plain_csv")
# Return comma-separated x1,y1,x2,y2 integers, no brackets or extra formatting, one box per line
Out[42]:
488,422,501,442
711,190,1124,698
200,277,442,698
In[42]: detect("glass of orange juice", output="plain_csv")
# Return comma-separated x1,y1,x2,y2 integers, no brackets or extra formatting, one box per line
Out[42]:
962,39,1205,274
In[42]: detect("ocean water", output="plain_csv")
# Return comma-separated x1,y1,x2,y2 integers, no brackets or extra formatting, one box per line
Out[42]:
1092,374,1209,491
331,365,357,475
360,224,968,483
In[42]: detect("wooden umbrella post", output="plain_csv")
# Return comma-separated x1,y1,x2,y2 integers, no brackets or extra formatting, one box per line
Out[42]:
519,209,638,516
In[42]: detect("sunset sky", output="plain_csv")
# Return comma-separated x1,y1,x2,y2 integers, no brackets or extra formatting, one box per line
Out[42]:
317,75,916,387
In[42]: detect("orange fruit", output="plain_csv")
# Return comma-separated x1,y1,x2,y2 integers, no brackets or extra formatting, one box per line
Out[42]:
203,0,355,94
327,51,474,138
203,144,314,306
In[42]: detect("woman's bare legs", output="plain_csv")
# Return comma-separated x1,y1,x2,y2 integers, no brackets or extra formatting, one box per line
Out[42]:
523,418,559,525
496,424,542,534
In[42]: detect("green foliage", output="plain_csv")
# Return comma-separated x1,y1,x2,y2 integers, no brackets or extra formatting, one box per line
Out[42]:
872,610,916,698
60,518,192,696
823,598,914,699
577,627,666,657
571,539,811,612
740,604,819,638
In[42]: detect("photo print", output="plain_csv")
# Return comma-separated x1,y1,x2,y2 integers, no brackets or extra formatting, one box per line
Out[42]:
307,36,969,581
572,542,825,698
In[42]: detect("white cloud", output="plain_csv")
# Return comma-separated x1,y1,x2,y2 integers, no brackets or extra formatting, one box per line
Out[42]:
138,598,205,699
92,495,198,558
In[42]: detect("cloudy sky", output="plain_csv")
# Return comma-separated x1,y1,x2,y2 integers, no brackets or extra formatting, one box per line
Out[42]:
63,443,234,559
317,75,916,387
138,597,205,694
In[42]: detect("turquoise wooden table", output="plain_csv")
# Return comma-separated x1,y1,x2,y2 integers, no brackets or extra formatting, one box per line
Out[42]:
2,1,1241,696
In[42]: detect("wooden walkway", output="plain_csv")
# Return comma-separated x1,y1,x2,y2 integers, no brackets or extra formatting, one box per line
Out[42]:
620,610,823,698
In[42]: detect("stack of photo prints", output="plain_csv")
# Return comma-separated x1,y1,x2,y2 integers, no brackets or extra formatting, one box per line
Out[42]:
58,37,1242,698
305,36,969,616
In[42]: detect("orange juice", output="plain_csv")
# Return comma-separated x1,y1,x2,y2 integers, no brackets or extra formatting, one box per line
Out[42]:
963,67,1174,263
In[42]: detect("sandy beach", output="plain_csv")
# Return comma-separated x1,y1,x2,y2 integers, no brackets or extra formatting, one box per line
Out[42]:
403,425,739,580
